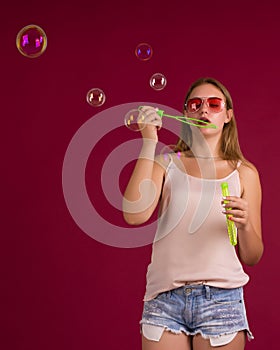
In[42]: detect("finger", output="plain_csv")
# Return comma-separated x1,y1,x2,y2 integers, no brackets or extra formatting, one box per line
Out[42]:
137,110,156,125
222,195,239,201
141,109,160,122
227,215,248,225
221,197,242,208
140,112,162,129
222,200,247,212
139,106,158,117
223,209,247,219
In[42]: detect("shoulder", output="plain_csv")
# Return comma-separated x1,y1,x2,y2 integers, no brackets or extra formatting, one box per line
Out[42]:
154,152,173,171
238,160,260,179
237,160,262,197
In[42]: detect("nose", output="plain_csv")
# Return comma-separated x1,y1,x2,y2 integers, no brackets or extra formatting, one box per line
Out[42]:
200,99,208,114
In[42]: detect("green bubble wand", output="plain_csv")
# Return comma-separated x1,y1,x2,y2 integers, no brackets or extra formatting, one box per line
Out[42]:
139,106,217,129
156,109,217,128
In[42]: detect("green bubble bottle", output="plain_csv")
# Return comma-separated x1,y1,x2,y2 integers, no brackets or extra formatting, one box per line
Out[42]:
221,182,237,246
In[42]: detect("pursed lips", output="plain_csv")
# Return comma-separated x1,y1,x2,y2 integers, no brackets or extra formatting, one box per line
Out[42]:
198,116,210,124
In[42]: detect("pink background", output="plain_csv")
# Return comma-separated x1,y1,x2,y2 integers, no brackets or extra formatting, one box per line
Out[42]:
1,0,277,349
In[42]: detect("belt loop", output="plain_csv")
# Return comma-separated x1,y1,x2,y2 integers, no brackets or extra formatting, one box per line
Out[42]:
205,285,211,300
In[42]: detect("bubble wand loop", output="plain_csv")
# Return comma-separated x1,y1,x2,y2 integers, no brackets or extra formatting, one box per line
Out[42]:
221,182,238,246
138,106,217,129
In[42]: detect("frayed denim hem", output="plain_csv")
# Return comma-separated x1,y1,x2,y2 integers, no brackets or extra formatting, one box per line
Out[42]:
140,321,254,344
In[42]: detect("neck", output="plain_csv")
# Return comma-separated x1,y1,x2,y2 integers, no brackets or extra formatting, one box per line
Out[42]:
189,129,222,159
186,154,221,159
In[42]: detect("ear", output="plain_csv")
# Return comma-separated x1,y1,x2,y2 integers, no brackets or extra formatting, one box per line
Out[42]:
225,109,233,124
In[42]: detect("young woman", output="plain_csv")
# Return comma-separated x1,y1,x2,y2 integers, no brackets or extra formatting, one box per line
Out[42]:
122,77,263,350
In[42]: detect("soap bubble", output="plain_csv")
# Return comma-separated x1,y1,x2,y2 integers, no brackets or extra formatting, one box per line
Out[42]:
135,43,153,61
124,109,145,131
16,24,47,58
160,144,181,161
150,73,167,91
86,88,106,107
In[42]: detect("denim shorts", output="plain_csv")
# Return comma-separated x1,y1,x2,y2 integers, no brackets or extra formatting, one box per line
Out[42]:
140,285,253,345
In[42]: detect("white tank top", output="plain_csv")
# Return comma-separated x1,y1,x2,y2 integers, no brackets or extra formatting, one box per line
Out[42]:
144,155,249,301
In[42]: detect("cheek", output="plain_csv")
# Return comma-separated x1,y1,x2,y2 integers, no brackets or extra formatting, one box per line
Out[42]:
210,116,227,131
215,113,228,125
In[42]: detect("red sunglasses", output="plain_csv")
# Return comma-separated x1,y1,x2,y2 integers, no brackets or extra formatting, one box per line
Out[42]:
185,97,226,114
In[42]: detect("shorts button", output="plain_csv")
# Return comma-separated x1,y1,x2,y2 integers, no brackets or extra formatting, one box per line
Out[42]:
186,288,192,294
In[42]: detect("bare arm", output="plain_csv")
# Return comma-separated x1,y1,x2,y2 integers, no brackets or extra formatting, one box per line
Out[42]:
122,107,166,225
223,163,264,265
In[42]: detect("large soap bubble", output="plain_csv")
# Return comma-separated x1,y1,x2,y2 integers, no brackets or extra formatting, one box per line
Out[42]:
16,24,47,58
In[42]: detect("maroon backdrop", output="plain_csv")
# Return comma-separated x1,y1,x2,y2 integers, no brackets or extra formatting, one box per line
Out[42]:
1,0,277,349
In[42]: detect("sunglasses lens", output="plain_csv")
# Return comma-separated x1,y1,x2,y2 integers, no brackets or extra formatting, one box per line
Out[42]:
186,98,202,113
207,97,223,112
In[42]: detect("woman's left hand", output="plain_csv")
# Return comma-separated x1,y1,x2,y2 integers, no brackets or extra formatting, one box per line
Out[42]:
221,196,249,231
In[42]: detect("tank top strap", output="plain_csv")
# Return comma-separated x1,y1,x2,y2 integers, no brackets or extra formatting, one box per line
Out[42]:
165,152,174,172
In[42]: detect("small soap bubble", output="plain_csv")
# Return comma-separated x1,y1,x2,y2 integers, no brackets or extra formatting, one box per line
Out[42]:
86,88,106,107
160,145,181,161
16,24,47,58
150,73,167,91
135,43,153,61
124,109,146,131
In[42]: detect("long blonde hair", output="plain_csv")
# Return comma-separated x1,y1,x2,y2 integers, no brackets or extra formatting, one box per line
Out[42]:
174,77,247,167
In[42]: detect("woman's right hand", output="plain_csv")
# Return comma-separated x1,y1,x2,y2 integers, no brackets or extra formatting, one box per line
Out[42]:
138,106,162,142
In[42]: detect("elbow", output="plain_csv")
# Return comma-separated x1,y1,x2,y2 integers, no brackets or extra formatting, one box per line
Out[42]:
122,199,154,225
122,211,149,226
241,246,264,266
243,257,261,267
